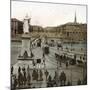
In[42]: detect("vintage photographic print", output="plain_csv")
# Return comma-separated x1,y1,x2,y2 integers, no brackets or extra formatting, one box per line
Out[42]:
11,0,87,89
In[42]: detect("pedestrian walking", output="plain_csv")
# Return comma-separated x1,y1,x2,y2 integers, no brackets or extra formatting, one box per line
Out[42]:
32,69,38,80
23,69,27,85
22,67,27,85
18,71,23,87
77,79,82,85
45,70,49,81
27,73,31,86
47,75,52,87
53,71,57,86
60,61,62,67
11,75,15,90
18,66,21,73
13,75,17,89
59,71,66,86
67,80,71,86
11,66,14,75
66,61,68,68
40,70,43,81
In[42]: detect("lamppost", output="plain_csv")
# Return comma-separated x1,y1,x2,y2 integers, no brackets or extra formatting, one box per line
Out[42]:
82,56,87,84
56,59,59,86
70,68,72,85
55,53,60,86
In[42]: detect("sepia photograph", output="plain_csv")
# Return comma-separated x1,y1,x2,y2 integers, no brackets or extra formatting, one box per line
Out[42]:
11,0,87,89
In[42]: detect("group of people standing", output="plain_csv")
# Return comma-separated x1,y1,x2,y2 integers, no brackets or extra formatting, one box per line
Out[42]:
11,65,69,89
11,65,83,89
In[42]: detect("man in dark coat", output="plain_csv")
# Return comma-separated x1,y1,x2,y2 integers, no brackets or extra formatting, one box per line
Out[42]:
60,71,66,86
45,70,49,81
66,61,68,68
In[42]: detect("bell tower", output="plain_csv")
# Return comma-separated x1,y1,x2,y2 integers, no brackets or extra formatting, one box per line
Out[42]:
74,12,77,23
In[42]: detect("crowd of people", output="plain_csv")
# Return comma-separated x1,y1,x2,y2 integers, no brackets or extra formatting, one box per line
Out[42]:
11,65,84,89
11,38,86,89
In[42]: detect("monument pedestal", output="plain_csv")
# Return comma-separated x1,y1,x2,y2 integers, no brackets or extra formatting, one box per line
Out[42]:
18,33,33,61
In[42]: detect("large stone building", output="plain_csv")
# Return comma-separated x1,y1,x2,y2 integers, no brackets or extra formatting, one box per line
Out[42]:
45,13,87,43
30,25,44,32
56,23,87,43
11,18,23,37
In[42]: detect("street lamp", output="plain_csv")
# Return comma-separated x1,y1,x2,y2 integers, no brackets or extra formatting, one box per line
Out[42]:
82,56,87,84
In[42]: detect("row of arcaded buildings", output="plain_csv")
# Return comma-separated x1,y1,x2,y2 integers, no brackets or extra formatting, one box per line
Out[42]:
49,22,87,43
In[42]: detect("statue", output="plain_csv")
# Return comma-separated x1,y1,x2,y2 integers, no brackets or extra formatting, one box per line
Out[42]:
19,13,32,58
23,14,30,34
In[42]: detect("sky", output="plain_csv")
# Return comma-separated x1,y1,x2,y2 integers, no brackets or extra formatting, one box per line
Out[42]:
11,0,87,27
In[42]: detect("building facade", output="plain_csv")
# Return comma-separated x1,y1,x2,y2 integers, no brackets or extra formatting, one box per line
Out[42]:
11,18,23,37
57,23,87,43
31,25,44,32
45,13,87,43
11,13,87,43
11,18,44,37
